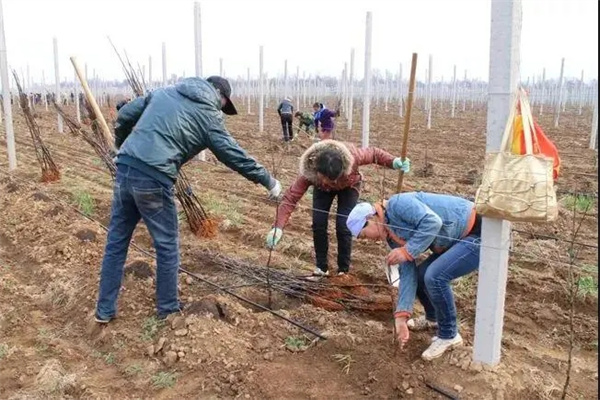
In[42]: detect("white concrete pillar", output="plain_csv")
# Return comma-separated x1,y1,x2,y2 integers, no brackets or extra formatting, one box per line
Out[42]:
361,12,372,148
162,42,167,86
348,48,355,130
53,36,63,133
473,0,521,366
259,46,264,132
0,0,16,170
553,58,564,127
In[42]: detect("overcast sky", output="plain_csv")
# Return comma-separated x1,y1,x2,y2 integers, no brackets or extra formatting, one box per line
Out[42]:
2,0,598,87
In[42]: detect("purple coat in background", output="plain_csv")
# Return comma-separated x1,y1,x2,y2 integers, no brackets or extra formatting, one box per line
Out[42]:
314,107,336,131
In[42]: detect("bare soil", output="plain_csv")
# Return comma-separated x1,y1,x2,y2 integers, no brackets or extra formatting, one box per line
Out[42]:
0,99,597,399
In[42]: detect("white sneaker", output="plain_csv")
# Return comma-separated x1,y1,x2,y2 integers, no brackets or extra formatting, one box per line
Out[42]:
312,268,330,277
421,333,463,361
431,336,439,343
407,316,438,331
336,271,346,276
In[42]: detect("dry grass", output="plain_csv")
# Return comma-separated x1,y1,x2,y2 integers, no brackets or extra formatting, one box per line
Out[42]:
34,359,77,395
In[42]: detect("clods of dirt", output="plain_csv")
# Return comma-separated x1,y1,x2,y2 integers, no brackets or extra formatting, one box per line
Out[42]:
186,296,228,320
124,260,153,280
31,191,51,202
456,169,481,185
74,229,97,242
46,205,64,217
5,182,19,193
35,359,77,395
415,162,435,177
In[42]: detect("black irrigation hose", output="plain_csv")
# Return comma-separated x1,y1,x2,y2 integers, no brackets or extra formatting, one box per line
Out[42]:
178,267,327,340
425,380,460,400
0,171,327,340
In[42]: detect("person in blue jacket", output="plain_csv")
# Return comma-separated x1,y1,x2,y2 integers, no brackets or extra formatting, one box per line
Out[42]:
346,192,482,361
94,76,282,324
313,102,339,140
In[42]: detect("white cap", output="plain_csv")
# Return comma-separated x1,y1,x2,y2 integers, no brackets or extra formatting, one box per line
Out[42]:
346,202,376,238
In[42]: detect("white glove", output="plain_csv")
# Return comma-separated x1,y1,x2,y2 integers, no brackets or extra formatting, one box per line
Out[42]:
267,179,282,200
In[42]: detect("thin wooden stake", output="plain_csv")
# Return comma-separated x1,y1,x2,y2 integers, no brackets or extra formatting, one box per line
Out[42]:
396,53,418,193
70,57,115,153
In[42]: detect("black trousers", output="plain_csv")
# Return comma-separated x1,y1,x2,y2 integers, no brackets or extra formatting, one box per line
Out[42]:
280,114,293,141
312,187,359,273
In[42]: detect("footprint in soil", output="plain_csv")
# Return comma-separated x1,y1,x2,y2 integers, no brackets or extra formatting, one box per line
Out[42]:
75,229,97,243
124,260,154,279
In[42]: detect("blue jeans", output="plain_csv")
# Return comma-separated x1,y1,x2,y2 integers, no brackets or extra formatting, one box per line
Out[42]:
396,235,481,339
95,164,180,320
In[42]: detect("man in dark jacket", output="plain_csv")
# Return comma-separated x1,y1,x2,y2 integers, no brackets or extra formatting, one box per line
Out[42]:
94,76,281,323
277,97,294,142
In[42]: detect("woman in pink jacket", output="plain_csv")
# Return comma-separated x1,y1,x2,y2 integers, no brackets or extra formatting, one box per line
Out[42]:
265,140,409,276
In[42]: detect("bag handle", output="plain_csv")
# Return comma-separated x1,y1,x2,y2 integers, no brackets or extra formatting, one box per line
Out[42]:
500,92,519,152
518,89,535,155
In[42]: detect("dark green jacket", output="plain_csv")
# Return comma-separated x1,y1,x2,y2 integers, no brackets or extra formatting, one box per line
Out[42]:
115,77,274,188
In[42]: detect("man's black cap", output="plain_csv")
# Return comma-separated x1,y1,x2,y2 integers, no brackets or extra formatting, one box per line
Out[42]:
206,76,237,115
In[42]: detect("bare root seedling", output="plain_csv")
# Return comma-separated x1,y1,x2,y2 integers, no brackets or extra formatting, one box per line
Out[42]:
12,71,60,182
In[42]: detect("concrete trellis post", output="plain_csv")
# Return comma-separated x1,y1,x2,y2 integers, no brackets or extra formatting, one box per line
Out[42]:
426,55,433,130
398,63,403,118
247,67,251,114
259,46,264,133
361,12,372,148
296,66,300,110
53,37,63,133
162,42,167,87
462,70,467,112
193,2,206,161
74,70,81,123
219,58,223,77
591,89,598,150
384,71,390,112
341,64,347,113
283,59,288,99
148,56,153,89
451,65,457,118
0,0,16,170
264,73,269,109
302,71,307,107
553,58,565,127
42,70,48,111
539,68,546,115
194,2,202,78
578,70,584,116
473,0,521,366
92,69,97,104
